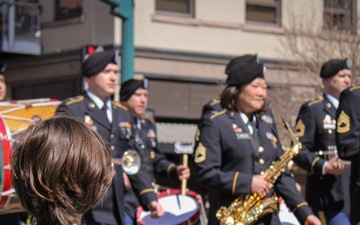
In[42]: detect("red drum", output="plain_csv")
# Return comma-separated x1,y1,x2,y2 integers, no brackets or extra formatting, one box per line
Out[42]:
0,98,60,214
0,116,24,214
137,189,203,225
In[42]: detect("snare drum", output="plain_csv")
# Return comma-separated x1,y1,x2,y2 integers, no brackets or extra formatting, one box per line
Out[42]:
137,189,203,225
0,98,60,214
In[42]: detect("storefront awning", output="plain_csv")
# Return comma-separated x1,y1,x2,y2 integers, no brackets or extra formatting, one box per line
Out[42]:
156,122,197,154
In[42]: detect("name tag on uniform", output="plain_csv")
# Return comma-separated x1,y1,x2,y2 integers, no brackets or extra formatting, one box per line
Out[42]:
324,123,336,130
236,132,251,139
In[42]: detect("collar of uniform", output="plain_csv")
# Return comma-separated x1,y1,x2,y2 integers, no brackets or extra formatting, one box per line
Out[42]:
324,92,339,109
133,116,141,129
86,90,111,109
239,111,256,124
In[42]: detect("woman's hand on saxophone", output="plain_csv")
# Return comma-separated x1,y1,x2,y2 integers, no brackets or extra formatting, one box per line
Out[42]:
304,215,322,225
251,173,270,198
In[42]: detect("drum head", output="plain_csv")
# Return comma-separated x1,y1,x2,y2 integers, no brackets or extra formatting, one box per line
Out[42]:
137,189,200,225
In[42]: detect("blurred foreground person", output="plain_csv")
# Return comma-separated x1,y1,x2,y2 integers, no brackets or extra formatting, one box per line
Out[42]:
194,62,321,225
336,82,360,225
294,58,352,224
10,116,113,225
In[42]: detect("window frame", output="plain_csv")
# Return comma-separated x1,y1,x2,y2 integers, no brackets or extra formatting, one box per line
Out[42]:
155,0,195,18
323,0,356,33
245,0,282,27
54,0,83,21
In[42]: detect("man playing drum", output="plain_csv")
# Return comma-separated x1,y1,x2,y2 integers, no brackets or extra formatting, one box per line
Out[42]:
120,78,191,225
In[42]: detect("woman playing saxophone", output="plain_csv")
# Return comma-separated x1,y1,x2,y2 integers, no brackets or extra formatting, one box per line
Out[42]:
194,62,321,225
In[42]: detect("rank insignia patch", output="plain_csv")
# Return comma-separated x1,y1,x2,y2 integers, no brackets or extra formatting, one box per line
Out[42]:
294,119,305,137
337,111,350,133
195,143,206,163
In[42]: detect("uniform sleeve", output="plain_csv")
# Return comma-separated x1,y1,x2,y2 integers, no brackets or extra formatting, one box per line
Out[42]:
275,168,313,224
151,122,179,184
293,103,326,175
195,116,252,195
336,89,360,162
125,118,158,210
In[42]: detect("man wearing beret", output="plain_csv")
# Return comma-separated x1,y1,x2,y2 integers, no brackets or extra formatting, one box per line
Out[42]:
293,58,352,224
194,62,320,225
336,78,360,224
120,78,190,225
56,50,164,225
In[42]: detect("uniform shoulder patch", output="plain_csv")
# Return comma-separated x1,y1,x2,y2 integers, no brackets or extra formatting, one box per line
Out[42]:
350,82,360,91
294,119,305,137
66,96,84,105
112,101,128,111
195,129,200,142
194,143,206,163
308,96,324,107
337,111,350,133
210,109,226,120
209,98,220,106
140,114,155,123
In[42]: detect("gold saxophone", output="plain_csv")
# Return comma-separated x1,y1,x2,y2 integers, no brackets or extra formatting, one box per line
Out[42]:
216,117,302,225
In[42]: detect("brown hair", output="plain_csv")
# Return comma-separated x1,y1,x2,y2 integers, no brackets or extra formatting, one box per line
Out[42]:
11,116,112,225
220,85,241,110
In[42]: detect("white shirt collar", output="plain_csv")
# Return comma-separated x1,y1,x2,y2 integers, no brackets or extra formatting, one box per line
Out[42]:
86,90,111,109
239,111,256,124
324,93,339,109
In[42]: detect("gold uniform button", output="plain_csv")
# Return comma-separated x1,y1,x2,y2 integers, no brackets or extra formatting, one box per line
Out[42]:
259,159,265,165
110,145,115,151
258,146,264,153
110,134,115,139
328,129,332,134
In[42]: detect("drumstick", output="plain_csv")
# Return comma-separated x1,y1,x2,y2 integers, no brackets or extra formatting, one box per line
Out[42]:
181,154,188,197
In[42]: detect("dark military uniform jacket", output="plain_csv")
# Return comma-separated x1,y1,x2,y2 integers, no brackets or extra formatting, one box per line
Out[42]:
194,109,312,225
336,84,360,222
56,93,157,225
124,115,179,219
293,94,350,214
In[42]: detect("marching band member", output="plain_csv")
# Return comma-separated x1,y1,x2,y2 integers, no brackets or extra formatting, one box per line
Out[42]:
194,62,320,225
294,59,352,225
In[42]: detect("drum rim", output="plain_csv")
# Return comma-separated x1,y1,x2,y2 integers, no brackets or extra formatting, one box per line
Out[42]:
136,188,201,225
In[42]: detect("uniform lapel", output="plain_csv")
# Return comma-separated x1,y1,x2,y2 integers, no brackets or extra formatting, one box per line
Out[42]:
84,94,111,130
228,110,259,155
323,94,336,117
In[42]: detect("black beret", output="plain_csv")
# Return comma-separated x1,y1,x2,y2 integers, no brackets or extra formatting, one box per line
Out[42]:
0,62,6,75
226,63,265,86
120,78,148,102
225,54,259,75
82,50,117,77
320,58,351,78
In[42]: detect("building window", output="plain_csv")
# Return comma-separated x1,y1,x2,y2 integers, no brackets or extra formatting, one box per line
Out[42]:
324,0,356,32
55,0,83,21
155,0,194,17
246,0,281,26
